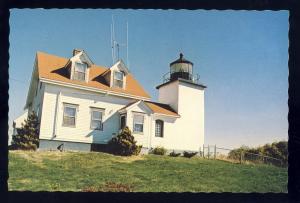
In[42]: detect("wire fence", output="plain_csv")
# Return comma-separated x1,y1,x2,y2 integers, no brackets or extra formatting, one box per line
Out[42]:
200,144,286,168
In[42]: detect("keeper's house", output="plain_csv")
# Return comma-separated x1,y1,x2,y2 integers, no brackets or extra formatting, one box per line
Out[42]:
13,49,206,153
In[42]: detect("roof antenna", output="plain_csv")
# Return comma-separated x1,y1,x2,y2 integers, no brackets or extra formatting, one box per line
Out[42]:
117,43,120,61
111,15,116,65
110,15,129,67
126,21,129,70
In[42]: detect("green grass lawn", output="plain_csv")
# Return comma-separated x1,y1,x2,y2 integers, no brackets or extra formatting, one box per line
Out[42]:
8,150,287,192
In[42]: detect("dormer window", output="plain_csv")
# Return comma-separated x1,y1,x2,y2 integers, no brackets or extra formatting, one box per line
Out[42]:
113,71,124,88
108,60,129,89
74,62,87,81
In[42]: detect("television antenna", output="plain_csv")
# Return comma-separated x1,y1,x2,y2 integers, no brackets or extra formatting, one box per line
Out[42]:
111,16,129,68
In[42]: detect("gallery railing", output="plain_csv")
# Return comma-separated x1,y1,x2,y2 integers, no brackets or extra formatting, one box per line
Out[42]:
162,71,201,84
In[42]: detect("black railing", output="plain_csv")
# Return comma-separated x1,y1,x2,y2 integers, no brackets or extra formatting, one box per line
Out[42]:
163,71,201,84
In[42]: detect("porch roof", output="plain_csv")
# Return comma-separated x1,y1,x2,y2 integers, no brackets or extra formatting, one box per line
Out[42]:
119,100,180,117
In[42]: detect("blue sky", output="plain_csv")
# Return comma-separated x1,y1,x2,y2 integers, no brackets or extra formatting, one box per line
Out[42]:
9,9,289,148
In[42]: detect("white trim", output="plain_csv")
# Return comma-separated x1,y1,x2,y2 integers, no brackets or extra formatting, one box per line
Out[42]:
118,109,128,114
148,113,153,149
25,58,38,109
90,107,104,131
153,113,180,118
119,114,127,129
73,62,87,81
113,70,125,89
117,100,179,118
125,100,153,115
40,78,151,101
111,60,130,75
78,51,93,66
132,112,145,134
155,119,164,138
36,104,40,118
53,91,61,137
62,103,78,127
117,100,139,114
40,137,109,144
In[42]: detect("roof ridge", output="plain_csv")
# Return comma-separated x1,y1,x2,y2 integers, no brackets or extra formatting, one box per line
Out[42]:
36,51,109,69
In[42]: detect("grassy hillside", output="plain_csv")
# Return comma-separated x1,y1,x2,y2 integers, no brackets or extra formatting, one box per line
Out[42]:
8,151,287,192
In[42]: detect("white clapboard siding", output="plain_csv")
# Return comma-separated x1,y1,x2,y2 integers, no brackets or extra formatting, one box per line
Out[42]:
31,81,45,121
39,83,135,144
126,102,151,147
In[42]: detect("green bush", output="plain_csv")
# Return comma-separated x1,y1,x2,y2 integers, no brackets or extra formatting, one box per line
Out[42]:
151,146,167,155
107,127,142,156
228,145,249,160
10,111,39,150
169,151,181,157
228,141,288,166
183,151,197,158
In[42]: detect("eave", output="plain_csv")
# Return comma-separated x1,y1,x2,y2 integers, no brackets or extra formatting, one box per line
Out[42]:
40,77,151,101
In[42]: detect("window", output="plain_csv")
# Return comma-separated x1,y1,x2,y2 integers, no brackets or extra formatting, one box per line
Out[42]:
155,120,164,137
90,108,103,130
133,114,144,133
63,104,77,127
120,114,126,130
113,71,124,88
73,62,87,81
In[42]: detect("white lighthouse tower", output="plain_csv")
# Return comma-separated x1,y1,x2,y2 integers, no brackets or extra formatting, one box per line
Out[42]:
156,53,206,152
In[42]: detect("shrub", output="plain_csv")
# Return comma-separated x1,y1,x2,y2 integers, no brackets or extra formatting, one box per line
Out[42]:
107,126,142,156
169,151,181,157
183,151,197,158
151,146,167,155
10,111,39,150
228,145,249,160
228,141,288,166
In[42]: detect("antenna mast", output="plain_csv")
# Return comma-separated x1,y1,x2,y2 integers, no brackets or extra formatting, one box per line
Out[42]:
111,15,116,64
126,21,129,69
110,15,129,66
111,22,114,64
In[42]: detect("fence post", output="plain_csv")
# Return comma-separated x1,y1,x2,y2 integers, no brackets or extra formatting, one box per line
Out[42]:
199,146,201,157
214,144,216,159
240,151,243,164
199,147,200,157
208,145,210,159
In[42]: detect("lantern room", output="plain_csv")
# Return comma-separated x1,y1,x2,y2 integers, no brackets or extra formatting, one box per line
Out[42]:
170,53,193,81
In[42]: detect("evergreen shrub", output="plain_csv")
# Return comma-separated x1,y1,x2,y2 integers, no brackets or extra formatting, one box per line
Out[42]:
107,127,142,156
183,151,198,158
151,146,167,155
169,151,181,157
11,111,39,150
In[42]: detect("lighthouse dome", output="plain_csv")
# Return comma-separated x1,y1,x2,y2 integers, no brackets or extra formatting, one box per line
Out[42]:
170,53,193,81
